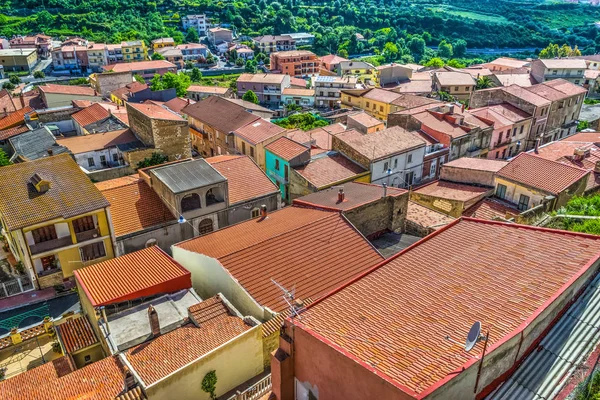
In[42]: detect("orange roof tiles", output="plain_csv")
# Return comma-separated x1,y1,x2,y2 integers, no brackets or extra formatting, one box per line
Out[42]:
163,97,193,113
187,85,230,95
406,201,455,229
0,124,29,140
233,119,286,145
103,60,176,73
297,218,600,395
287,126,333,150
463,198,520,220
294,182,406,211
498,152,590,194
111,81,148,101
413,180,491,202
265,137,309,161
127,102,184,121
57,129,137,154
74,246,191,307
347,112,383,128
125,299,251,385
442,157,508,172
57,316,98,353
335,126,426,161
206,155,279,204
175,207,384,312
71,103,110,127
39,84,96,96
293,153,367,189
0,106,33,130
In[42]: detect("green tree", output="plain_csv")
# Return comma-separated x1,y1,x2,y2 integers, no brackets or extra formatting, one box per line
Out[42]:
201,370,218,400
136,152,168,169
2,82,15,91
437,40,453,58
190,67,202,82
242,90,259,104
453,39,467,58
424,57,445,68
337,48,349,58
383,42,399,62
161,72,191,97
0,148,11,167
422,31,432,44
436,91,455,102
407,36,426,61
9,75,20,85
185,61,194,70
133,74,145,84
150,74,164,91
235,57,245,67
33,71,45,79
185,27,199,43
151,52,165,60
476,76,495,89
255,52,267,64
245,59,257,73
447,59,466,68
578,120,590,131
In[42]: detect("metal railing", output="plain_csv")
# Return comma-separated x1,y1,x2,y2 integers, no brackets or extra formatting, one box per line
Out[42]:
75,228,100,243
29,236,73,255
0,276,34,299
226,374,272,400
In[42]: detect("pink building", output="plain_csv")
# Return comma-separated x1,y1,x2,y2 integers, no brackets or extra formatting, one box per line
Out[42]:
102,60,177,79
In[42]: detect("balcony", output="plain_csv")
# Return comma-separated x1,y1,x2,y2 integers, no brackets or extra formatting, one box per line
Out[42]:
268,170,288,185
263,87,280,94
29,236,73,255
75,228,100,243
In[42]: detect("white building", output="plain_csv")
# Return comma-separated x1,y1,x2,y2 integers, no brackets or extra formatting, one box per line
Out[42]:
182,14,209,36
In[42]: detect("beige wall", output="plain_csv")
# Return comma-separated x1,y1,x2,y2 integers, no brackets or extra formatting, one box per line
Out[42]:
43,93,103,108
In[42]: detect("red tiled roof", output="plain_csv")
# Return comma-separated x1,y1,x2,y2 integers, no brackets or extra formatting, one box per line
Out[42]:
39,84,96,96
175,207,384,312
297,218,600,395
187,85,229,95
125,299,251,385
163,97,193,113
294,153,367,189
74,246,191,307
233,119,286,145
294,182,406,211
0,355,127,400
182,96,260,134
103,60,176,73
498,152,590,194
287,126,333,150
406,201,455,229
57,315,98,353
57,129,137,154
265,137,308,161
110,82,148,101
206,155,279,204
463,198,520,220
71,102,111,127
564,132,600,143
0,124,29,141
0,89,18,114
442,157,508,172
97,176,175,236
0,106,33,130
335,126,426,161
319,54,349,65
413,180,491,202
127,102,184,121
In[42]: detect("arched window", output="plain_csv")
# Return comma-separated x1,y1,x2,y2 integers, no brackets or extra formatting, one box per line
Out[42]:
206,189,218,206
198,219,214,235
181,193,201,212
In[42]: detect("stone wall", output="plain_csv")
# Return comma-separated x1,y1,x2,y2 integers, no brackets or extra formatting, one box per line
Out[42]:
86,165,135,182
331,136,371,169
440,164,497,187
93,71,133,97
343,192,409,238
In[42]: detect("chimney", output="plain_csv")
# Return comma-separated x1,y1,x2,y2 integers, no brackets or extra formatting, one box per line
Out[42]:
260,204,268,219
595,160,600,173
461,103,465,113
337,187,345,203
383,183,387,197
534,138,540,153
187,98,190,104
47,148,53,156
19,93,24,108
148,305,160,337
574,147,586,162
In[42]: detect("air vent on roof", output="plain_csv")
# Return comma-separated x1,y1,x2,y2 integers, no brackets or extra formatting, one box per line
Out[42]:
30,173,51,193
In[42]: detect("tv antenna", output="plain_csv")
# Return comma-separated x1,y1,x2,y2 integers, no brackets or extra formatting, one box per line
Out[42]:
271,278,301,319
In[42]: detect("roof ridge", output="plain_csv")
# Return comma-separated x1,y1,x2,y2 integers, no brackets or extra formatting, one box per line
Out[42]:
516,152,590,173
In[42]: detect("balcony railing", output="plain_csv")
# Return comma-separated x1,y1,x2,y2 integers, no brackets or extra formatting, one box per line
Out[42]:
227,374,272,400
75,228,100,243
38,265,62,278
268,170,288,185
29,236,73,255
0,276,34,299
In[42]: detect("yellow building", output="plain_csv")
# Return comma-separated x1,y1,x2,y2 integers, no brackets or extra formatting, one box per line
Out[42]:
0,154,115,291
337,60,379,85
151,37,175,50
0,48,38,72
121,40,148,62
232,119,288,170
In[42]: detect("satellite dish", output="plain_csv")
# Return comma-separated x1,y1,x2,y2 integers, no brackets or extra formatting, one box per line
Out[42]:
465,321,482,352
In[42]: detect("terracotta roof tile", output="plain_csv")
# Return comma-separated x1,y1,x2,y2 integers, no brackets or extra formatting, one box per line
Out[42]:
0,154,109,230
463,198,520,220
74,246,191,307
0,89,18,114
182,96,260,134
347,112,383,128
294,182,406,211
287,127,333,150
175,207,384,312
103,60,176,73
265,137,309,161
335,126,426,161
498,153,589,194
57,129,137,154
413,180,490,202
0,106,33,130
238,73,288,84
125,300,251,385
127,102,184,121
262,298,314,338
0,124,29,140
71,103,110,127
298,218,600,395
406,201,455,229
163,97,193,113
442,157,508,172
319,54,349,65
110,82,148,102
187,85,229,95
39,84,96,96
206,155,279,204
282,87,314,96
57,315,98,353
233,120,286,145
293,152,367,188
434,71,476,86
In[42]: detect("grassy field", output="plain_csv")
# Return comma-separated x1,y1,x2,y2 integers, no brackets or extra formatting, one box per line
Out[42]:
428,6,508,23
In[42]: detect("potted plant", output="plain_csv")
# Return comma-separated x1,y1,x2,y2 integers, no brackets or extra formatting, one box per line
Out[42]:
13,261,24,275
52,341,61,353
0,367,6,381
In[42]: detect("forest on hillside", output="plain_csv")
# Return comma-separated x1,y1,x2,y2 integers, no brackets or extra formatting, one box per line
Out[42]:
2,0,600,63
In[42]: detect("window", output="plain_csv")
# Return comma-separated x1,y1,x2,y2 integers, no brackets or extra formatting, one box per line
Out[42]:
407,154,412,163
519,125,524,134
429,162,436,176
72,215,95,234
383,161,389,172
552,70,557,75
379,105,383,112
496,184,507,199
394,159,398,169
518,194,530,211
241,141,246,155
181,193,201,212
275,159,280,171
79,241,106,262
250,147,255,158
251,208,260,218
40,255,58,271
198,219,214,235
512,127,517,137
112,153,118,162
100,155,107,166
454,87,459,91
365,101,370,108
88,158,95,167
495,151,499,159
31,225,57,244
404,171,414,187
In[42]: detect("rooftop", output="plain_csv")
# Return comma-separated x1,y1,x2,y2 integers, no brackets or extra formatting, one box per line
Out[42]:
469,103,532,127
537,58,587,69
463,198,521,221
497,152,589,194
71,103,110,127
9,126,70,161
39,84,96,96
96,176,175,236
413,180,491,202
320,54,349,65
151,37,174,44
293,182,406,211
206,155,279,204
287,126,333,150
253,34,293,42
347,112,383,128
434,71,476,86
406,201,455,230
0,48,37,57
0,153,108,230
187,85,230,94
127,102,184,121
265,136,309,161
335,126,426,161
56,315,98,354
103,60,176,73
487,57,530,69
57,129,138,155
233,119,286,145
150,158,226,194
175,207,384,312
442,157,508,173
293,152,367,189
0,106,34,130
110,81,148,101
237,73,288,84
282,87,315,96
74,246,192,307
297,218,600,395
271,50,316,58
498,84,551,107
182,96,260,134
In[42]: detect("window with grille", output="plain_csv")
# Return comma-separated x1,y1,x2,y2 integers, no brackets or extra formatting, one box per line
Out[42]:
31,225,57,244
72,215,95,233
80,242,106,262
198,219,214,235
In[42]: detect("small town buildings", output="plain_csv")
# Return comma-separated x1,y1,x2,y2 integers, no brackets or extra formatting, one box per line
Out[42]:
389,103,493,160
232,119,287,169
38,84,103,108
439,157,508,188
208,27,233,47
105,43,123,63
346,111,385,134
155,46,183,68
177,42,209,64
9,34,52,58
102,60,177,79
270,218,600,400
482,57,530,71
236,73,291,107
410,180,493,217
230,44,254,60
88,70,134,97
182,14,209,35
7,125,70,162
281,87,315,107
69,102,128,135
377,63,414,87
495,152,590,211
336,60,377,84
120,40,148,62
0,48,38,72
151,37,175,50
530,58,586,85
265,136,311,203
186,85,232,101
432,71,476,100
341,87,439,120
0,154,115,291
470,103,533,160
270,50,319,77
286,32,315,46
405,200,455,236
332,126,426,187
172,206,385,322
320,54,349,72
109,81,149,105
314,75,358,109
293,182,409,238
252,35,296,54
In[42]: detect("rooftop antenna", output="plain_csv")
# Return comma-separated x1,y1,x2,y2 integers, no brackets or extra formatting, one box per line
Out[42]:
445,321,490,394
271,278,300,319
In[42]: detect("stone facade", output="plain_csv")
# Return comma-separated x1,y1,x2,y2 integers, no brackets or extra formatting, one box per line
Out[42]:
90,71,133,97
343,192,409,238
